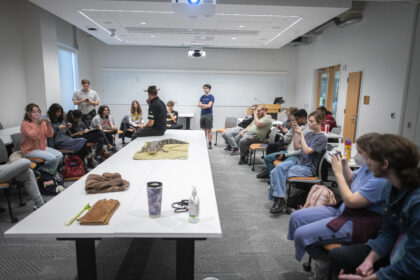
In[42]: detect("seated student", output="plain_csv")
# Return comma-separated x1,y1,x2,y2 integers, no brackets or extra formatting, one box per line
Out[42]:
47,103,95,169
132,86,167,139
67,109,112,162
317,106,337,132
0,158,45,209
235,105,273,165
120,100,144,145
91,105,118,151
287,133,391,279
329,134,420,280
268,110,327,213
20,103,63,175
256,109,308,179
166,101,183,129
265,106,298,155
222,104,256,154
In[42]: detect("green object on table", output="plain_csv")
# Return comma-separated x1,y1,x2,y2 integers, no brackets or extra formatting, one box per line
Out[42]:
65,203,91,226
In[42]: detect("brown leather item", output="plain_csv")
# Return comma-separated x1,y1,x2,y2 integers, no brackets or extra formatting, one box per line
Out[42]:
78,199,120,225
85,173,130,194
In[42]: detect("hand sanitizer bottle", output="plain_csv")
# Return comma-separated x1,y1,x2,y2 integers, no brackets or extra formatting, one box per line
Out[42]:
189,186,200,223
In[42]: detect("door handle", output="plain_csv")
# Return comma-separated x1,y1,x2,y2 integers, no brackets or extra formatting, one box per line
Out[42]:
349,118,356,121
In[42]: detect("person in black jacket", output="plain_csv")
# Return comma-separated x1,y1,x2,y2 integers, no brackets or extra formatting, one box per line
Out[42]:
221,105,256,155
132,85,167,139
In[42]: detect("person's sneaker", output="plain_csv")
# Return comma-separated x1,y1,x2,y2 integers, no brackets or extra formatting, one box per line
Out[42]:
102,150,112,159
224,145,232,151
208,143,213,149
95,155,104,163
270,198,286,213
230,148,239,156
238,157,247,165
256,172,269,179
86,157,96,169
313,256,330,280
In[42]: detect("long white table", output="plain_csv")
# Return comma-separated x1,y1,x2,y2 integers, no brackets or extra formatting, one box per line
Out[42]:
178,113,194,129
5,130,221,280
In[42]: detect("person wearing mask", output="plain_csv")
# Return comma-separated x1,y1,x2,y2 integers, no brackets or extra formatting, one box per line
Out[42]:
72,79,100,127
20,103,63,175
287,133,391,279
330,134,420,280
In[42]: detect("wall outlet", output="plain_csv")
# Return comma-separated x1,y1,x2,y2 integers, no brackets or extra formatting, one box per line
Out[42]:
391,112,396,119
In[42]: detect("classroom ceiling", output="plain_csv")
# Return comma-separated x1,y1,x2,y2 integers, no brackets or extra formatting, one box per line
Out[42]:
29,0,351,49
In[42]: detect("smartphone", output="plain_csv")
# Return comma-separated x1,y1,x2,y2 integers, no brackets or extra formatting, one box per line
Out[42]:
85,98,89,102
38,115,48,121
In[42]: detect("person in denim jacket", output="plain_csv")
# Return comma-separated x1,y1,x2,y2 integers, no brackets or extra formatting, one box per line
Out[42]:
330,134,420,280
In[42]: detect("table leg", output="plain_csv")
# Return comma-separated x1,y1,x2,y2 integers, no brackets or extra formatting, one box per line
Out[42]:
186,118,191,130
176,239,194,280
75,239,97,280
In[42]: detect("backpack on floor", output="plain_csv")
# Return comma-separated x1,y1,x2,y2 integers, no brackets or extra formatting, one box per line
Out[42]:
62,155,85,179
302,184,337,209
36,170,64,195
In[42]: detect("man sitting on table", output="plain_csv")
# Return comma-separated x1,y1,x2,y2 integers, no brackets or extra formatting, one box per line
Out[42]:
166,101,183,129
222,104,256,155
132,86,167,139
235,105,273,165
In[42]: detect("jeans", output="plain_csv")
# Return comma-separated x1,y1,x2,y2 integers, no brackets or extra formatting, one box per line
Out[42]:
287,206,352,261
24,147,63,174
221,127,243,149
0,159,44,207
268,159,313,200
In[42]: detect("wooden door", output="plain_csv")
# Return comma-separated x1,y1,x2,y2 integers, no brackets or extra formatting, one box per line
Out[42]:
342,72,362,143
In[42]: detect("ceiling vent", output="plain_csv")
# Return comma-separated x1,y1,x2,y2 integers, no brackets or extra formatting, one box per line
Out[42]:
188,48,206,58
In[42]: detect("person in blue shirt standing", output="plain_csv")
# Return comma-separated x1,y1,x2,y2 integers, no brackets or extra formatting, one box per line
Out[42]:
198,84,215,149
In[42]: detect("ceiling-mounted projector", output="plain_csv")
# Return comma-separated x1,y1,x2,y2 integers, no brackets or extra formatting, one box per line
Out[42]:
188,48,206,58
172,0,216,17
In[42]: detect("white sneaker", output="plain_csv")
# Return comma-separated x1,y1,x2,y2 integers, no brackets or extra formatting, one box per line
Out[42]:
56,185,65,193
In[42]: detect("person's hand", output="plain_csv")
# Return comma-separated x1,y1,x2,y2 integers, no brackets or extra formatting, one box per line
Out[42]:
278,125,288,134
294,125,302,135
356,259,375,277
277,153,285,160
167,107,171,113
331,153,344,176
338,270,363,279
66,123,72,129
83,128,89,133
37,118,44,125
45,118,51,125
58,124,66,130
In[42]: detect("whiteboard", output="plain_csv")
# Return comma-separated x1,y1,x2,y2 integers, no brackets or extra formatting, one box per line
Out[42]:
102,68,287,106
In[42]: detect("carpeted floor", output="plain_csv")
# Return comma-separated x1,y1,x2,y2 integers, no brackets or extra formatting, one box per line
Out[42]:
0,138,311,280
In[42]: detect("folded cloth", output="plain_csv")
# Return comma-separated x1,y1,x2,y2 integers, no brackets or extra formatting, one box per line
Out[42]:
78,199,120,225
85,172,130,194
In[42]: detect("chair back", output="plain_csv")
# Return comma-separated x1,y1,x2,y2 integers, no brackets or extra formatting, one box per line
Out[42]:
0,122,3,129
331,127,342,135
0,139,8,164
11,133,23,152
317,151,327,179
268,127,279,144
224,117,237,129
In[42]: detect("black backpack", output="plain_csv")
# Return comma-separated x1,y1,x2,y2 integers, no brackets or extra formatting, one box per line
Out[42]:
36,170,64,195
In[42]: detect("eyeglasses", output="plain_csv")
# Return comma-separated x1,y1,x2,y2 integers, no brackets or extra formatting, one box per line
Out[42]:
171,200,189,213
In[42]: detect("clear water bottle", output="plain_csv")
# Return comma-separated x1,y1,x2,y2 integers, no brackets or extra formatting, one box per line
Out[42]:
189,186,200,223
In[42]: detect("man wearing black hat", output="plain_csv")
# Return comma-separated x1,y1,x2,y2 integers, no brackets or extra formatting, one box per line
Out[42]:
132,85,167,139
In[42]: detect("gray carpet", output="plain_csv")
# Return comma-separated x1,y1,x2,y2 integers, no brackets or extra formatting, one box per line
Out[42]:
0,138,311,280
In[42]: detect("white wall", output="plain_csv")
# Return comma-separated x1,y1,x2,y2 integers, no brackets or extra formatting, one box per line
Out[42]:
295,2,415,138
0,0,28,128
86,40,297,129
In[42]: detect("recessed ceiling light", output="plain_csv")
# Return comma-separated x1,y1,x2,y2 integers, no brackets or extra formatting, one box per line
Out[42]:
232,37,237,40
150,35,156,38
88,27,97,31
141,22,146,25
239,25,245,28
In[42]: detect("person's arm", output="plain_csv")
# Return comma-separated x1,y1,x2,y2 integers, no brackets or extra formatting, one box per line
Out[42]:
201,101,213,109
254,113,268,128
109,117,117,131
293,127,301,150
88,92,100,106
298,130,315,155
43,119,54,138
72,92,84,105
239,123,252,136
128,114,137,127
331,155,372,208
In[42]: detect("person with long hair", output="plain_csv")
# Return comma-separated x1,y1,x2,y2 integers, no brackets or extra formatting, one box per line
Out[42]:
67,109,112,162
120,100,144,144
317,106,337,132
287,133,391,279
47,103,94,169
268,110,328,213
330,134,420,280
20,103,63,175
91,105,118,151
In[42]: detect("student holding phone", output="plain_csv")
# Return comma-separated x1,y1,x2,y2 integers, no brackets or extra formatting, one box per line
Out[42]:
20,103,63,175
72,79,100,127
